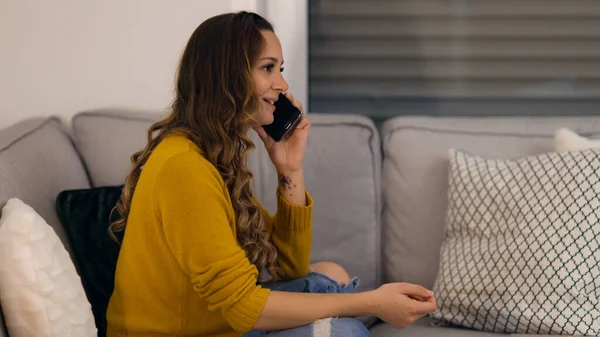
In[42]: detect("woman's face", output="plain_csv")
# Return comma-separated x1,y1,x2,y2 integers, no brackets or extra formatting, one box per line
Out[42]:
251,30,289,127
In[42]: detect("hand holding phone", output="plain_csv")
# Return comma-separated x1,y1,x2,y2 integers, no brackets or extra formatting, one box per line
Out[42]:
262,93,303,142
254,92,310,173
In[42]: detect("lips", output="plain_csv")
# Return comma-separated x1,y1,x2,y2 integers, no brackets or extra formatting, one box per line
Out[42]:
262,98,277,106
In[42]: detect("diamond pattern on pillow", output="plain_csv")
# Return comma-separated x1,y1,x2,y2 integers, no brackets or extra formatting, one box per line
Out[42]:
431,148,600,335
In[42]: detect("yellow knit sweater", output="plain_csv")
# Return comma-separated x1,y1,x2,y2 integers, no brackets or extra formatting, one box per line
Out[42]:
106,132,313,337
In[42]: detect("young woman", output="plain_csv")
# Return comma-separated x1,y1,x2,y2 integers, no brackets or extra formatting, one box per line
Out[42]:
106,11,436,337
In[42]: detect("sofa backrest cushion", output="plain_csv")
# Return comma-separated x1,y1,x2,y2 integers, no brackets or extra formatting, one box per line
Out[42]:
72,110,383,291
381,116,600,289
72,111,158,187
0,117,90,260
0,117,91,337
253,114,382,292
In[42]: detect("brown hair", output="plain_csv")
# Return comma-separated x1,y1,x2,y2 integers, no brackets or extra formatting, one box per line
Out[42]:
109,11,280,279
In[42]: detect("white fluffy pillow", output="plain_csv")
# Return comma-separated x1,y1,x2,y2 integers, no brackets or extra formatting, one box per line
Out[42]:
555,128,600,153
0,198,96,337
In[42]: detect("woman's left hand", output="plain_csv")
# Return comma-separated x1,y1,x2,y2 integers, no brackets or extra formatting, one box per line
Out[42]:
254,92,311,172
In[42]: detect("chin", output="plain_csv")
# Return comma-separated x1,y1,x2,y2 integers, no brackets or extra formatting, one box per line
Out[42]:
258,114,275,126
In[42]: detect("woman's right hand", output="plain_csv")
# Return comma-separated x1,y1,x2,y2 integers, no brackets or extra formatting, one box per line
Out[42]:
371,282,437,329
253,281,437,332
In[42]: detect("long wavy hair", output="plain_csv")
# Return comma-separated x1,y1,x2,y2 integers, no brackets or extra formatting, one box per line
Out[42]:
109,11,281,279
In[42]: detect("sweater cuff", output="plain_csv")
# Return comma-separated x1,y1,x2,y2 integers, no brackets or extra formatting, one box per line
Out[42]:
226,286,271,333
276,190,313,231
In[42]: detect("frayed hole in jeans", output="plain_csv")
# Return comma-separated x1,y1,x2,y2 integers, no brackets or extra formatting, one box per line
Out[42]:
312,318,332,337
346,277,360,289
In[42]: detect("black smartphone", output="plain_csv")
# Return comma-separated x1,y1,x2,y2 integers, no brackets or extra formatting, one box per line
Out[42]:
262,93,303,142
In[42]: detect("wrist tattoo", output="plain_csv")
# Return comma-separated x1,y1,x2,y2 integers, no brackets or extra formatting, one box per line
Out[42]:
279,174,297,191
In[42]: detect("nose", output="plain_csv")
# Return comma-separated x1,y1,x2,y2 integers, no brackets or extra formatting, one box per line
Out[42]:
273,71,289,93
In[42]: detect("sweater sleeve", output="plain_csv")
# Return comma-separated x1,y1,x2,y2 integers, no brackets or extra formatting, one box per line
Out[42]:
259,190,313,280
153,151,270,333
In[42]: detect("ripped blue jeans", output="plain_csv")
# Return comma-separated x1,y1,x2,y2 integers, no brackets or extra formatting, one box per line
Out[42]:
243,272,371,337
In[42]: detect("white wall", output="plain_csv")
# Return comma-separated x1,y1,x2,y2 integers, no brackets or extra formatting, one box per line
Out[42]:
232,0,308,111
263,0,308,113
0,0,307,129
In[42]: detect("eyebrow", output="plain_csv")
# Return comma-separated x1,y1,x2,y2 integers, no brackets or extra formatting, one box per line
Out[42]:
260,57,284,65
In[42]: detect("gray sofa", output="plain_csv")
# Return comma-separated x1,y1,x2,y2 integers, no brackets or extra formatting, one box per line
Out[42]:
2,110,600,336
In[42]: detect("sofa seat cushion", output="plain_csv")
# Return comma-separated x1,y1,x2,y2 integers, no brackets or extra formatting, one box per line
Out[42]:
370,318,502,337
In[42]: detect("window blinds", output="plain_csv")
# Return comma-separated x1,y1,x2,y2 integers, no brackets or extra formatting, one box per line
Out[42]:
309,0,600,118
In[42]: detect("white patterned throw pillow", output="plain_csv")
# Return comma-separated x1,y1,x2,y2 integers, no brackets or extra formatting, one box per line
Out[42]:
0,198,96,337
431,148,600,335
555,128,600,153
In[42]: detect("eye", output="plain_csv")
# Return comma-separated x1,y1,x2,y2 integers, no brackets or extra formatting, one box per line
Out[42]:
280,67,284,73
262,63,275,72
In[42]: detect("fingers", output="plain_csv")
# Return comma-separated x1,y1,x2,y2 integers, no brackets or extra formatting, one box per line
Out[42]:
407,294,428,302
399,283,436,316
296,117,311,130
284,92,304,112
426,294,437,308
398,283,434,299
411,296,437,316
